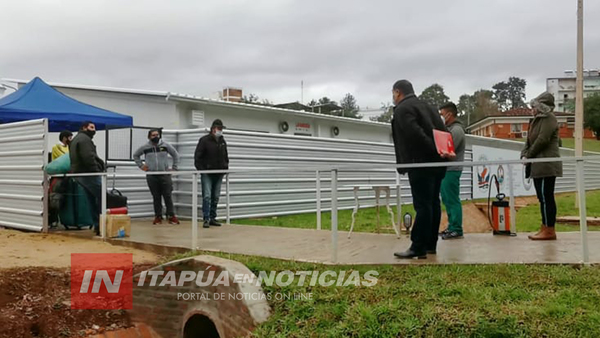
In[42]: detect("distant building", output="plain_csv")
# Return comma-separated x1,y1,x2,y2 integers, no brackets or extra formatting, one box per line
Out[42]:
274,101,342,115
1,78,392,143
222,87,243,102
547,69,600,112
468,108,595,139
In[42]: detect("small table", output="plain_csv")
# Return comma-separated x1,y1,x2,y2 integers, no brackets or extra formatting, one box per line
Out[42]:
344,185,400,239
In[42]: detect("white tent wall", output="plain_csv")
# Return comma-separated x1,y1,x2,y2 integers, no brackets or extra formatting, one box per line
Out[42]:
0,119,48,231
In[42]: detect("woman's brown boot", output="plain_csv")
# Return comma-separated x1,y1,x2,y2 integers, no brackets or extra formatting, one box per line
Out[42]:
531,224,544,237
528,225,557,240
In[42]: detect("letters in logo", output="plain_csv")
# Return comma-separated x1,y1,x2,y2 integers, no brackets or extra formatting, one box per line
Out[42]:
71,253,133,309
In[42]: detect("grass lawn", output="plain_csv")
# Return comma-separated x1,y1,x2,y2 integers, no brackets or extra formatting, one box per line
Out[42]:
236,190,600,234
169,250,600,337
517,190,600,232
516,137,600,153
236,205,416,235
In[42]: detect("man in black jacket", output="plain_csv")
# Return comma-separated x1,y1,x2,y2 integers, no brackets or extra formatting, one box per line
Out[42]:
69,121,105,235
194,119,229,229
391,80,446,259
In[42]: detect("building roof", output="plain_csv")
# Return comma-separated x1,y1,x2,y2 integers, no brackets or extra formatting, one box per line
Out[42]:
273,102,312,111
468,108,575,129
2,78,390,128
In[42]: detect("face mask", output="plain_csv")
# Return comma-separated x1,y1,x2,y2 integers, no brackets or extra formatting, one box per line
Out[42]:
151,137,160,144
85,130,96,138
215,130,223,138
440,115,446,124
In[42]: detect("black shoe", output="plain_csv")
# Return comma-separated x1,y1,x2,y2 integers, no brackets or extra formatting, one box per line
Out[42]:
426,250,437,255
439,229,450,237
394,249,427,259
441,231,464,240
203,221,210,229
209,219,222,227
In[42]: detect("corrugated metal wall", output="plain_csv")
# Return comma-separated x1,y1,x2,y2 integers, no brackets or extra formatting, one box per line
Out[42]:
106,129,600,221
0,119,47,231
169,129,472,220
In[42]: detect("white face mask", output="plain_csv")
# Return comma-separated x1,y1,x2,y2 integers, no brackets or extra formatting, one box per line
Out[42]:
215,130,223,138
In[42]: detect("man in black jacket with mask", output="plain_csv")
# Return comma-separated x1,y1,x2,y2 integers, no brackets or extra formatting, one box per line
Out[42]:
194,119,229,229
70,121,105,235
391,80,447,259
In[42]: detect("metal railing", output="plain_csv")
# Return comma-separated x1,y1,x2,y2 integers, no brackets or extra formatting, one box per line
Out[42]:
50,155,600,265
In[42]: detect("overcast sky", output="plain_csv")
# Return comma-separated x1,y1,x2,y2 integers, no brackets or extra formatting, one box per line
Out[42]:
1,0,599,114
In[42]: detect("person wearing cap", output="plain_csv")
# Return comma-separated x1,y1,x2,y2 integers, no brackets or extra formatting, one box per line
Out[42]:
52,130,73,161
521,92,562,241
194,119,229,228
133,129,181,226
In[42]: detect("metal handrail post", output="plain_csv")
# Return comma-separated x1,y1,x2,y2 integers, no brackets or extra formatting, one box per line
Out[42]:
576,159,589,264
331,169,338,263
507,164,516,235
396,172,401,230
316,170,321,230
226,174,231,224
101,174,107,240
192,173,199,250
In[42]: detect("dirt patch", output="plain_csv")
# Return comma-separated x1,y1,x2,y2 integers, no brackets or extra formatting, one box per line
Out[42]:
0,265,152,338
0,229,158,269
0,229,162,337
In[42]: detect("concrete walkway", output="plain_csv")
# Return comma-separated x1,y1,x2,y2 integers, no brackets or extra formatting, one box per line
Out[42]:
110,220,600,265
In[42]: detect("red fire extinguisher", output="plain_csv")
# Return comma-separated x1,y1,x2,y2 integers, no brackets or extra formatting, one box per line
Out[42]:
487,174,515,236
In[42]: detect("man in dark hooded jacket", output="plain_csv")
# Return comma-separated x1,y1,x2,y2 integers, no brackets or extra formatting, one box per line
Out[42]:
391,80,447,259
69,121,105,235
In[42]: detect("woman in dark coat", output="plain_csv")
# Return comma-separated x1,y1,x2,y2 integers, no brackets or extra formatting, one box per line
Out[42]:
521,92,563,240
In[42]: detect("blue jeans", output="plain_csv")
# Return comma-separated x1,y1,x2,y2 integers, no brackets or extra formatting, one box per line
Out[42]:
74,176,102,230
201,174,224,221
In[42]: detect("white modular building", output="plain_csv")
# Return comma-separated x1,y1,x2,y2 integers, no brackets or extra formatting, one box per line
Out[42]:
1,79,393,144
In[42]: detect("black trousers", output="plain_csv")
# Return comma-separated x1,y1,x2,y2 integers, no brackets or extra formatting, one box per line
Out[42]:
533,176,557,227
408,168,445,252
146,175,175,217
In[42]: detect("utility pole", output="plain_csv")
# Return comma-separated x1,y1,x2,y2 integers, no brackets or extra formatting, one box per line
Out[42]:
301,80,304,104
575,0,584,208
575,0,584,158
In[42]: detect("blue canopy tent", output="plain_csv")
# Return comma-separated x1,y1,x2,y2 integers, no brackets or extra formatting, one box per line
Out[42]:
0,77,133,132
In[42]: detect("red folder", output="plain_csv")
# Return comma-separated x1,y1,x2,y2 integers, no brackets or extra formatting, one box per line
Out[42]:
433,130,455,156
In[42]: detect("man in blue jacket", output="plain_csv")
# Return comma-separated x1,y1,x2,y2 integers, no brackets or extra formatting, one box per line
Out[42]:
391,80,447,259
134,129,181,225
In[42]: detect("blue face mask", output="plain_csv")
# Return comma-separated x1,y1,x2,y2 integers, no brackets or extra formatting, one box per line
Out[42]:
215,130,223,138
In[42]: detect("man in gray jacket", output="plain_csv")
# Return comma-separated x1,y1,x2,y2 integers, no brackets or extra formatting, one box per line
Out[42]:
438,103,466,240
133,129,181,225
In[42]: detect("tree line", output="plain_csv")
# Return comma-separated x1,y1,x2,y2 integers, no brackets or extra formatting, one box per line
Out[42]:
241,93,362,119
372,77,527,124
236,80,600,138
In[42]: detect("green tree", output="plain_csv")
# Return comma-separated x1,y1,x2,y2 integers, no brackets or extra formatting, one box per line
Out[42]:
339,93,362,119
473,89,499,121
241,93,260,104
419,84,450,108
564,98,576,113
492,77,527,111
458,90,499,125
584,94,600,140
318,97,336,105
241,93,272,106
370,103,394,123
457,94,476,125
